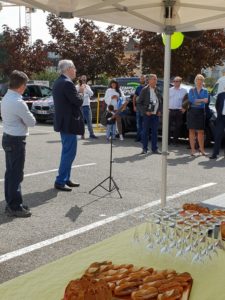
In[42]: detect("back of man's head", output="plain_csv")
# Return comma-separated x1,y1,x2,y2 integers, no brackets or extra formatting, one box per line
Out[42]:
9,70,28,90
58,59,75,74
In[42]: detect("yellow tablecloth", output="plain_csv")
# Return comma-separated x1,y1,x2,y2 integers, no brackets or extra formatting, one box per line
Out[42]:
0,225,225,300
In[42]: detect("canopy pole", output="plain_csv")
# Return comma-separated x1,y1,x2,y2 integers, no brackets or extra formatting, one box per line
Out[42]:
161,32,171,208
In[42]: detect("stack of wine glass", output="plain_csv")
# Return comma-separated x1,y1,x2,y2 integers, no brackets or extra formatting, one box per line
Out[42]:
132,207,225,264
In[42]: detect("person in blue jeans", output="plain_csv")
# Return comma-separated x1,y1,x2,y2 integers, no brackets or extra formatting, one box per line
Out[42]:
138,74,163,154
53,60,84,191
76,75,97,139
133,75,146,142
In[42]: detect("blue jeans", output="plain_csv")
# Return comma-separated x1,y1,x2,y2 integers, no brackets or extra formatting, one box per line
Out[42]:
2,133,26,210
136,111,143,141
56,133,77,185
142,115,159,152
82,106,94,136
106,124,116,139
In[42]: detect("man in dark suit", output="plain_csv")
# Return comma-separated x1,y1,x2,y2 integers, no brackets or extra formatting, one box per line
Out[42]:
138,74,163,154
210,91,225,159
53,59,84,191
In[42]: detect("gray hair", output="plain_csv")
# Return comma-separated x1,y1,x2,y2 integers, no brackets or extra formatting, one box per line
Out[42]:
148,74,157,80
58,59,75,74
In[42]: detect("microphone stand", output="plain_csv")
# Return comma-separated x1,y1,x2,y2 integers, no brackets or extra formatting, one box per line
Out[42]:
89,131,122,198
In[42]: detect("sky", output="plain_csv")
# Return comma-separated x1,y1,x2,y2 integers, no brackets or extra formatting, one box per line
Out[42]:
0,5,110,44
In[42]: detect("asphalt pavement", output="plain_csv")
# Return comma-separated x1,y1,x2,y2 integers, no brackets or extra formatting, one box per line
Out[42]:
0,121,225,283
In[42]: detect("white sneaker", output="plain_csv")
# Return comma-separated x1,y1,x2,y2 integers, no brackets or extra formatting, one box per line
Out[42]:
119,135,124,141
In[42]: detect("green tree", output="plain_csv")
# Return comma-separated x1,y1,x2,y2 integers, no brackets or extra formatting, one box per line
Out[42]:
46,15,137,82
0,25,51,80
134,29,225,82
31,70,58,87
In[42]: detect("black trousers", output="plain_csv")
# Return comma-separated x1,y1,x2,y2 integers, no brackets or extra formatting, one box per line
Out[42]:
169,109,183,142
2,133,26,210
212,116,225,156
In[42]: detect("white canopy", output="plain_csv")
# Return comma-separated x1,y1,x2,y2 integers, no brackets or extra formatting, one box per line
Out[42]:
3,0,225,33
2,0,224,206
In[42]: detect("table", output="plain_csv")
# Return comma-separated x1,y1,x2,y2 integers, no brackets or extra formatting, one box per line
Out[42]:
0,224,225,300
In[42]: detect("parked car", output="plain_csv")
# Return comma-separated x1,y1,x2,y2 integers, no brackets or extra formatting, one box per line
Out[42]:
31,85,108,123
31,96,54,123
23,83,52,110
0,82,52,118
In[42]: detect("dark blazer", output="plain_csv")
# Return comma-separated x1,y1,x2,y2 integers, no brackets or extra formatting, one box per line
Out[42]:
53,75,84,134
215,92,225,119
138,85,163,115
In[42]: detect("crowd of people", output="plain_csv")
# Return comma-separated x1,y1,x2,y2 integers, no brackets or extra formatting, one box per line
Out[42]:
1,59,225,218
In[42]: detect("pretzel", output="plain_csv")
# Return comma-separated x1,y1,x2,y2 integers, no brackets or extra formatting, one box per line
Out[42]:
158,281,182,294
131,287,158,299
114,281,140,296
143,274,166,283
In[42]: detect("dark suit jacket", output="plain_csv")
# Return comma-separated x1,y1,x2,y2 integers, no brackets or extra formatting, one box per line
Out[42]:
138,85,163,115
53,75,84,134
215,92,225,119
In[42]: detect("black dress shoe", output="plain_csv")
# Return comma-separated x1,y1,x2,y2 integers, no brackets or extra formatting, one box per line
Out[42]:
66,180,80,187
5,206,32,218
140,150,147,155
209,155,217,159
5,204,30,213
89,135,98,139
54,183,72,191
152,150,162,155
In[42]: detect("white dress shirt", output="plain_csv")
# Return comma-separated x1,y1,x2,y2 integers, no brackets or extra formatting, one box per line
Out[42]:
76,84,93,106
149,87,159,114
169,86,187,109
1,89,36,136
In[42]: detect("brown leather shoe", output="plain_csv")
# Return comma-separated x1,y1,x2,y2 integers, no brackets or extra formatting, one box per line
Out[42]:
54,183,72,191
66,180,80,187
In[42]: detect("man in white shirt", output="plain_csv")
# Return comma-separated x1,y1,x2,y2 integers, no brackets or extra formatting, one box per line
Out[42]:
76,75,97,139
1,70,36,218
169,76,187,145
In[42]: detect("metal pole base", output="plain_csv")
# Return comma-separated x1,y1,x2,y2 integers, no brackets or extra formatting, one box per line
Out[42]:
89,176,122,198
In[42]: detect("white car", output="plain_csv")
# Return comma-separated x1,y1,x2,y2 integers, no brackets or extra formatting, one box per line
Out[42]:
31,96,54,123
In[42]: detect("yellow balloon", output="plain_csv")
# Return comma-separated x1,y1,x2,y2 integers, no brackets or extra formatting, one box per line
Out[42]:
162,32,184,50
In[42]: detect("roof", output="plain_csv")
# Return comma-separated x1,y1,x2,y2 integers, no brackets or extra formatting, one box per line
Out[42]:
3,1,225,33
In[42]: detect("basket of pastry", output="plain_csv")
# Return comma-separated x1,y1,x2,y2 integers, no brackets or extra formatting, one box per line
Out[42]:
82,261,193,300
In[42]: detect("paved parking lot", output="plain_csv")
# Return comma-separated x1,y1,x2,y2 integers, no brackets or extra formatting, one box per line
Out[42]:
0,121,225,283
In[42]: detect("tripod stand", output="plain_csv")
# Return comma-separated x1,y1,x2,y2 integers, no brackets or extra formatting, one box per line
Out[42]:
89,131,122,198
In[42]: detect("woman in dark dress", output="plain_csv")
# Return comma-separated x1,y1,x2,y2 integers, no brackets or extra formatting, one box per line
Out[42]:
187,74,208,156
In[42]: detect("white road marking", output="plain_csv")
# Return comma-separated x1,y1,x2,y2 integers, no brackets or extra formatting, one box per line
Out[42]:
202,193,225,208
0,163,96,182
0,182,216,263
